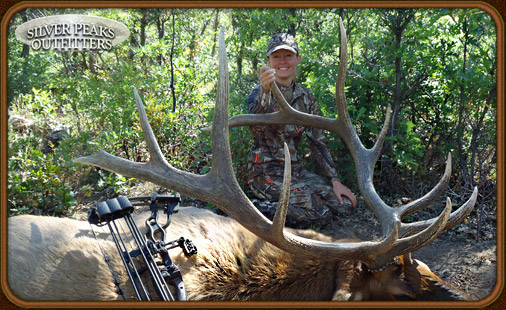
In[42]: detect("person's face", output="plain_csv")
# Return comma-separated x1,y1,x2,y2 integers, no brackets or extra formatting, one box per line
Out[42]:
267,49,301,85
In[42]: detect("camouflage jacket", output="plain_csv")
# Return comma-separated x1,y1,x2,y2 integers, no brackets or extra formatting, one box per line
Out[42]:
247,81,340,183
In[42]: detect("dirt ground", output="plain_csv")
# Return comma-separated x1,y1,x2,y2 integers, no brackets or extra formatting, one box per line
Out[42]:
413,236,497,301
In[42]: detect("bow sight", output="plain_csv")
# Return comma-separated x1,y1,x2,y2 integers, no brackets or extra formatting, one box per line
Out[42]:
88,193,197,301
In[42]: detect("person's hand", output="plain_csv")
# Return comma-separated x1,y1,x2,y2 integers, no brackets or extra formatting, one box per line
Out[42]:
331,180,357,208
260,65,276,92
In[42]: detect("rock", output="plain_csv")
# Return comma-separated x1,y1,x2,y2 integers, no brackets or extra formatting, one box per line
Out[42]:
42,126,71,153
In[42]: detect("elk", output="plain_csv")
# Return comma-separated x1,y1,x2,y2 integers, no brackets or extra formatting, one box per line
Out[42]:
6,20,477,302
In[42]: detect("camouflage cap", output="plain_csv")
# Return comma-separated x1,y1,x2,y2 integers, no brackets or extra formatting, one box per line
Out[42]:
266,33,299,57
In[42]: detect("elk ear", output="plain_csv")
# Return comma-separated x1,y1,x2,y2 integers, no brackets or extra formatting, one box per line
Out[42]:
401,253,413,271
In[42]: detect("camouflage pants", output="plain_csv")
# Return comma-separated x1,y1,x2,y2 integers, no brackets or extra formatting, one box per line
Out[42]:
249,166,347,228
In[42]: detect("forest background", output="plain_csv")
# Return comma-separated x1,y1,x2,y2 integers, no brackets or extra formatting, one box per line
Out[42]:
6,7,497,241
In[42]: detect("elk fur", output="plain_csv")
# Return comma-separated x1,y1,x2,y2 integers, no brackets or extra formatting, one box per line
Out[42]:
7,206,471,302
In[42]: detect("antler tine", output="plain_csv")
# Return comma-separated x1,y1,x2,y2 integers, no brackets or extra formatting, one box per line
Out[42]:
74,90,212,201
210,26,233,177
201,26,272,230
395,152,476,238
397,153,453,219
393,197,453,256
333,17,397,235
133,87,167,165
400,187,478,238
271,143,292,236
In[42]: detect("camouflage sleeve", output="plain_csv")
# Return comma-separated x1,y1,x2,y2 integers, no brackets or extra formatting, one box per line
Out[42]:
248,85,271,114
305,91,340,182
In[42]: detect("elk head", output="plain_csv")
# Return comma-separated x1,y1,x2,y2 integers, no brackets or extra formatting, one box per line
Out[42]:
74,19,478,299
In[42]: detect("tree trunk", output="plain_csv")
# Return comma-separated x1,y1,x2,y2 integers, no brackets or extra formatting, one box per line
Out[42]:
156,11,166,65
456,17,470,187
380,10,414,189
211,9,220,57
140,9,147,47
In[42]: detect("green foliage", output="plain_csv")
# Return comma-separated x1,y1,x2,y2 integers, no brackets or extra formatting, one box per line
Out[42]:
7,8,496,217
8,147,78,216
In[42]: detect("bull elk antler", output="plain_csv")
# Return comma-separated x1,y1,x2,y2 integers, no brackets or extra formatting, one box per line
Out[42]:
75,19,477,269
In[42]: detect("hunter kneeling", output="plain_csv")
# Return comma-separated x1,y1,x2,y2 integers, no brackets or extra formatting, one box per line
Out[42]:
247,33,357,228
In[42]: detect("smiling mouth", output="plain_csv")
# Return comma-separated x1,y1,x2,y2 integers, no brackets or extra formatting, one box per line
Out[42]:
278,67,289,71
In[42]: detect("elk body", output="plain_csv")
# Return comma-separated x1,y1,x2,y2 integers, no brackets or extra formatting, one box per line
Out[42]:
8,206,471,301
6,20,477,302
